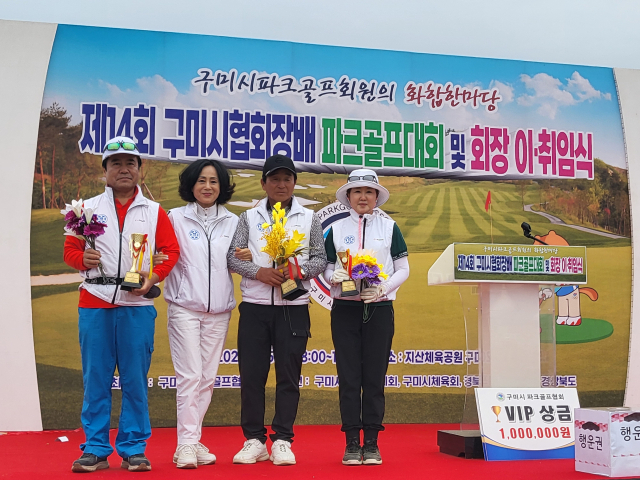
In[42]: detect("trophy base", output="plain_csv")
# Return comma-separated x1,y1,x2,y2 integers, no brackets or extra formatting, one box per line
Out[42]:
281,278,308,301
143,285,161,299
120,271,143,291
340,280,359,297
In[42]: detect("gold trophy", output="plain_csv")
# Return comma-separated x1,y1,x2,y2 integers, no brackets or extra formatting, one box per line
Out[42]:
280,257,307,301
337,250,358,297
491,406,501,423
120,233,150,291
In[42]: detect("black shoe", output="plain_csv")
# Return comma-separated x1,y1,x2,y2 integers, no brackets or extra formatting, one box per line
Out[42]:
362,439,382,465
71,453,109,473
121,454,152,472
342,439,362,465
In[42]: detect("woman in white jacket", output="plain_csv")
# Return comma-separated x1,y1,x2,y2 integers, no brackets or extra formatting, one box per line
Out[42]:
323,169,410,466
163,159,248,469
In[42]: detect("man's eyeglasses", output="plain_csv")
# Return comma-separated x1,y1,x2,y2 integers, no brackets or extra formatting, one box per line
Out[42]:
103,141,139,153
348,175,378,184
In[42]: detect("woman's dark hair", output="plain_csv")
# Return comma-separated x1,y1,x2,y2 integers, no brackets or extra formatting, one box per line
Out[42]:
178,159,236,205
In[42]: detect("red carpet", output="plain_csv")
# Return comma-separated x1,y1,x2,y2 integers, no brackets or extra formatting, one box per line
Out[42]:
0,424,604,479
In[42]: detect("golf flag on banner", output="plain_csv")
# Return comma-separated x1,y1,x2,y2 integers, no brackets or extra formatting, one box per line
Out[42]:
485,191,492,212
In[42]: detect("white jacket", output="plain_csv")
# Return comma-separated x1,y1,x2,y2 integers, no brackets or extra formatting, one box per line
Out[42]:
164,203,238,314
241,197,314,306
80,186,159,307
328,209,400,302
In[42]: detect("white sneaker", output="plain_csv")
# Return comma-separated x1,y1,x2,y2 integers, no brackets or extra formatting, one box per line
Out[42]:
556,316,568,325
270,439,296,466
233,439,269,464
195,442,216,465
173,444,198,469
567,316,582,326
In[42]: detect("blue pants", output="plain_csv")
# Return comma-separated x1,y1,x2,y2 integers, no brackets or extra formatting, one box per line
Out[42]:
78,306,156,458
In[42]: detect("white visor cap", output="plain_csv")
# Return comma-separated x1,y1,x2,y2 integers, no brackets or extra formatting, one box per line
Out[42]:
335,169,390,208
101,136,141,167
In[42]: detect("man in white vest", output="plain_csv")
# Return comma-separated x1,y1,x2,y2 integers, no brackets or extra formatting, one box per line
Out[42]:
63,136,180,473
227,155,327,466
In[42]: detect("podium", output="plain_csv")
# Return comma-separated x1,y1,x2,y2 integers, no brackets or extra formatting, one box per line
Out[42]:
429,242,587,458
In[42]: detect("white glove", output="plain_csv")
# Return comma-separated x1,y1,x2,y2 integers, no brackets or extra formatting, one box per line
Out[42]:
360,284,387,304
539,288,553,301
330,269,351,286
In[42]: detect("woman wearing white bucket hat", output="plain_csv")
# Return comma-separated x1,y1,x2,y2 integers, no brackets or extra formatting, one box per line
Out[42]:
323,169,410,465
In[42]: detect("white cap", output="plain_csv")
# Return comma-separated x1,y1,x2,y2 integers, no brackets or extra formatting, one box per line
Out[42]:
335,169,390,208
101,136,141,167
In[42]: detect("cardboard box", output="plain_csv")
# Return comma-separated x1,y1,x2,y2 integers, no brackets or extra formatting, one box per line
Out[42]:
575,407,640,477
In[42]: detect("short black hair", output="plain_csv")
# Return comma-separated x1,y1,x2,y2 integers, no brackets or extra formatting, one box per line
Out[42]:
178,159,235,205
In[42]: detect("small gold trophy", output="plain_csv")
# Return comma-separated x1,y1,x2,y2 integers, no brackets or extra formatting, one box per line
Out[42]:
280,257,307,301
491,406,502,423
120,233,150,291
337,250,358,297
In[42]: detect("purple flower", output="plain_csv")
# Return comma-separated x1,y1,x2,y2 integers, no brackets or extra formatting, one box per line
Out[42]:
64,210,78,222
84,222,105,237
351,263,371,280
65,215,87,236
83,214,107,237
351,262,384,286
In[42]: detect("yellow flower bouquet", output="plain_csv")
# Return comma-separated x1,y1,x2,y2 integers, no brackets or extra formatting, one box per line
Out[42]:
261,202,308,300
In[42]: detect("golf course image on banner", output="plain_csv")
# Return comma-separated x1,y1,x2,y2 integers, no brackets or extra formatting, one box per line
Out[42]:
29,24,631,428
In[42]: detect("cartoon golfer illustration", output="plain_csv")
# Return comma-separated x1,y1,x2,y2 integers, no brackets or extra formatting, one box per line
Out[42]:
534,230,598,326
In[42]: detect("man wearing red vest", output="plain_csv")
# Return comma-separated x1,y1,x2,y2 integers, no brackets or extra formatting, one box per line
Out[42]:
63,136,180,472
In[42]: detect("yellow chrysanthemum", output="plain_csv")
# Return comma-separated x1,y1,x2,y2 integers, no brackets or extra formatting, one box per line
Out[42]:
352,254,377,266
260,202,306,265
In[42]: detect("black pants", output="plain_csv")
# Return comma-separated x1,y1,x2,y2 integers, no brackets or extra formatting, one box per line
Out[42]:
237,302,309,444
331,302,394,443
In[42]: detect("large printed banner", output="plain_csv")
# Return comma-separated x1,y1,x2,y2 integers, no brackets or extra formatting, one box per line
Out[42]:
30,24,631,428
75,69,599,180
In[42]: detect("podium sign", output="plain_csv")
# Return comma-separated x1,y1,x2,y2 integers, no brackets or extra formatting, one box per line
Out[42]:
454,243,587,284
476,387,580,461
428,243,587,286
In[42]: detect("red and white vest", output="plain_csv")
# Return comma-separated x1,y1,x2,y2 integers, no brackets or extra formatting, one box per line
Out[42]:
80,186,159,307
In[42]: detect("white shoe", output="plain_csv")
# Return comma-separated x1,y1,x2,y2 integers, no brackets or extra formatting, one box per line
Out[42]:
233,439,269,464
195,442,216,465
567,316,582,326
270,439,296,466
173,444,198,469
556,316,568,325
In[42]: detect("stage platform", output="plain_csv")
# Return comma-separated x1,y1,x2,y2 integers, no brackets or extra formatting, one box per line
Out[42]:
0,423,604,479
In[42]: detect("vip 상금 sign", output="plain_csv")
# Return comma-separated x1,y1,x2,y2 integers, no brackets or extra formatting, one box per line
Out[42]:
476,387,580,460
